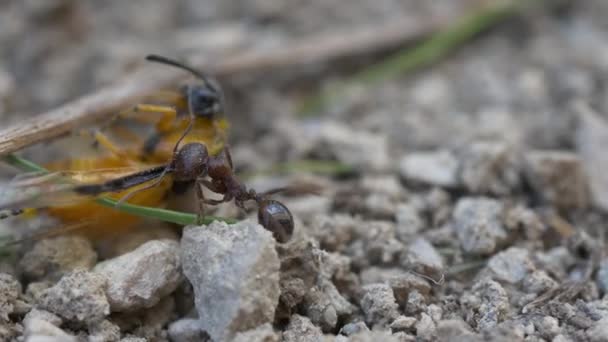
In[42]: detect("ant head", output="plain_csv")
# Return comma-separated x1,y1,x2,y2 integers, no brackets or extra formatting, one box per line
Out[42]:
172,143,209,181
257,199,294,243
145,54,224,119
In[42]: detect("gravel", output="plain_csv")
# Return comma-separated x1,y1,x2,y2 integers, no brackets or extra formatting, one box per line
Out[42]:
452,197,508,255
2,1,608,340
400,150,460,188
38,270,109,324
94,239,182,312
19,236,97,282
360,283,400,327
281,314,324,342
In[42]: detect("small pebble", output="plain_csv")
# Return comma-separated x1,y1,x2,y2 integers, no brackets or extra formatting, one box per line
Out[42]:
231,323,279,342
19,236,97,281
395,203,425,239
317,121,390,170
401,237,444,279
181,221,280,342
0,273,21,321
404,290,426,316
523,270,558,294
596,258,608,295
302,280,354,332
94,239,182,312
22,309,62,328
486,247,534,284
587,317,608,342
38,270,109,324
23,317,77,342
415,313,436,341
452,197,507,255
88,319,121,342
534,316,561,340
400,150,459,187
167,318,207,342
390,316,417,332
457,141,521,195
360,283,400,327
524,150,589,211
436,319,477,341
282,314,324,342
472,279,509,331
339,322,369,336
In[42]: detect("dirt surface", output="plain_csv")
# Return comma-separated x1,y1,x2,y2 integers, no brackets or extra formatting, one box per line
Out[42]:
2,1,608,341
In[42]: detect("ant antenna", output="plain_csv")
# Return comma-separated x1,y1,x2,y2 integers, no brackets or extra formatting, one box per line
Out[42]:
145,54,218,93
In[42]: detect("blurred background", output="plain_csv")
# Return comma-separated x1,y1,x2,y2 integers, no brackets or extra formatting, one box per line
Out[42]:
3,1,608,340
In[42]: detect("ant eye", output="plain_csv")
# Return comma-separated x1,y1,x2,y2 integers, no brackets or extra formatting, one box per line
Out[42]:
258,200,294,243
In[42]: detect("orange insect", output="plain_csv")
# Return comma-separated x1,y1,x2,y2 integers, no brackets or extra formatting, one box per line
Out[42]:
0,55,294,242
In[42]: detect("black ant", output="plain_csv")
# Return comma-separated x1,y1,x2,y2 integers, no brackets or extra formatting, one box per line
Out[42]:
75,142,295,243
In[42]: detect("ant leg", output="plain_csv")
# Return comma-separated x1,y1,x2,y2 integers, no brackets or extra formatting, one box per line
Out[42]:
195,178,206,225
199,179,225,194
224,145,234,170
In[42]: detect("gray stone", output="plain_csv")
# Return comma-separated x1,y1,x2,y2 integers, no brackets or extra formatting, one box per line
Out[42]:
309,214,359,252
401,238,444,279
88,319,121,342
23,317,77,342
524,150,589,211
457,141,521,195
404,290,426,316
395,204,425,240
344,331,399,342
400,150,459,187
167,318,207,342
415,313,436,341
303,279,354,332
504,206,546,241
472,280,509,331
436,319,477,341
359,267,431,305
452,197,507,255
94,239,182,312
317,121,389,170
282,314,324,342
360,283,399,326
534,316,561,340
19,236,97,281
522,270,557,294
181,221,280,342
38,270,109,324
575,103,608,211
231,323,279,342
0,273,20,321
23,309,62,328
597,259,608,295
339,322,369,336
587,317,608,342
390,316,417,332
486,247,534,284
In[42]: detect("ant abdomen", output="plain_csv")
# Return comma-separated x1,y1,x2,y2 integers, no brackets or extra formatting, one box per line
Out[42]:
258,200,294,243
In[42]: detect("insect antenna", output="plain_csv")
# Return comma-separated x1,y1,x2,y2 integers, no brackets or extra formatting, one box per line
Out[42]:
145,54,218,93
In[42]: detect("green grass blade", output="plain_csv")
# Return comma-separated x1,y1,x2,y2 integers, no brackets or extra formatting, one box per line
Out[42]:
2,154,236,226
298,0,529,116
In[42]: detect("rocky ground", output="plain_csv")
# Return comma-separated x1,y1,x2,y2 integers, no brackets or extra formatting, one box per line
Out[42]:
2,0,608,341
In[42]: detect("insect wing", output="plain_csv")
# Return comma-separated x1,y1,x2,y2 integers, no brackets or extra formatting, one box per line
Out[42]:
0,167,148,210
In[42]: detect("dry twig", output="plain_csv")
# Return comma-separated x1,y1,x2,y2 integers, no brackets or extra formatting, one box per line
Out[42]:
0,18,452,156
